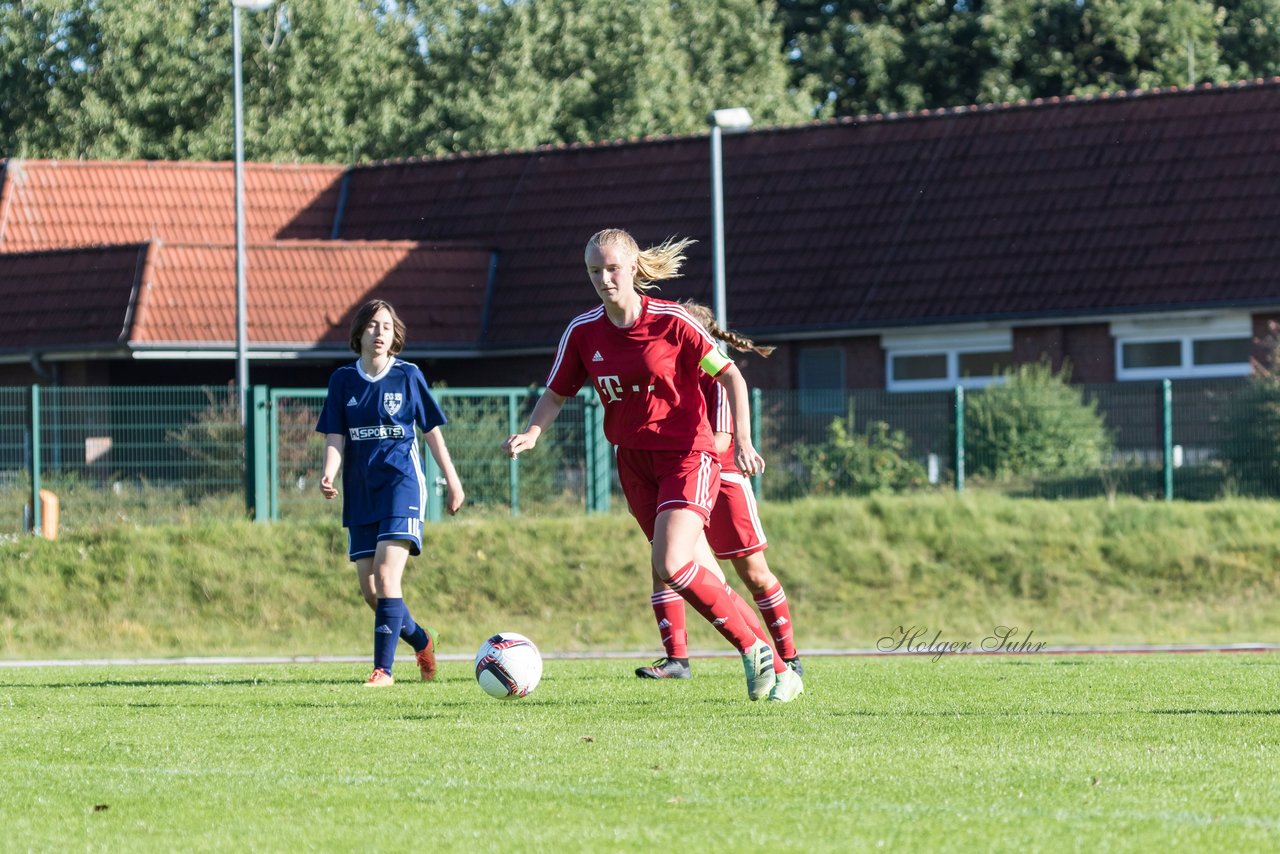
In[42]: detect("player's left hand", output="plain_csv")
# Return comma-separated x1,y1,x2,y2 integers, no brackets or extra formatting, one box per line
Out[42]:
735,441,765,477
445,481,465,515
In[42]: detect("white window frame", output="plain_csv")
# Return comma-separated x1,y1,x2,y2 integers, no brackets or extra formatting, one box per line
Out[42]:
1112,314,1252,381
883,329,1013,392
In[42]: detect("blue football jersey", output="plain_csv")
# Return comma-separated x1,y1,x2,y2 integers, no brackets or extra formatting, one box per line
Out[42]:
316,359,448,527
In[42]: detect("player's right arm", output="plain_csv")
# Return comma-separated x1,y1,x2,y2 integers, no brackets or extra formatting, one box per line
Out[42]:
502,391,567,459
503,319,586,458
320,433,344,499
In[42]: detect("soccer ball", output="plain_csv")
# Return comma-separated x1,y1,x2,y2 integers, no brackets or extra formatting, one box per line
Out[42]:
474,632,543,699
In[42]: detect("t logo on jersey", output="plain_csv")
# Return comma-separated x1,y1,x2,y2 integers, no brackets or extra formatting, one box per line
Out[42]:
383,392,403,416
597,375,624,402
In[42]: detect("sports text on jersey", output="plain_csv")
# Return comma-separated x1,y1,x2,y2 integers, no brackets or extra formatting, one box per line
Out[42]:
348,424,407,441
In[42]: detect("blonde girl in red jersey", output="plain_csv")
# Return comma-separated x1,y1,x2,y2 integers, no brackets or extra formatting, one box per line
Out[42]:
501,228,802,702
637,301,802,688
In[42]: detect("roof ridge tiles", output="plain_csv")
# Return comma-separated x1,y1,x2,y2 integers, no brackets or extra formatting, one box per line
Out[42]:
12,159,344,171
348,76,1280,171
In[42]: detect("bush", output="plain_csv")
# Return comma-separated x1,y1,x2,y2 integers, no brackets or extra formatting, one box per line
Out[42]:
1222,325,1280,496
796,417,928,495
965,362,1112,480
438,395,574,509
164,385,245,493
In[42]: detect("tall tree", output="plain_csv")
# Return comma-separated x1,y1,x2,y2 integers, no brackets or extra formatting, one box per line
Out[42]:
2,0,426,162
0,3,96,157
413,0,810,155
2,0,810,162
976,0,1224,101
1218,0,1280,79
775,0,1241,117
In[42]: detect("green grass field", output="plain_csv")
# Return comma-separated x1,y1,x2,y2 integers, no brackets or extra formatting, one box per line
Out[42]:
3,654,1277,851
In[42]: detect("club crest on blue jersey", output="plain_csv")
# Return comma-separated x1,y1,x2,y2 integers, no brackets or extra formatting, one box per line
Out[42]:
383,392,403,416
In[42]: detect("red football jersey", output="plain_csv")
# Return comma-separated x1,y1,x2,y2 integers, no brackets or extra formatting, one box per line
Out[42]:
700,370,739,472
546,296,727,453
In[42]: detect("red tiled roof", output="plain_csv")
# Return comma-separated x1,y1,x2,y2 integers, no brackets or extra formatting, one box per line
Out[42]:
0,245,146,349
338,79,1280,346
133,240,491,349
0,160,342,252
0,241,491,355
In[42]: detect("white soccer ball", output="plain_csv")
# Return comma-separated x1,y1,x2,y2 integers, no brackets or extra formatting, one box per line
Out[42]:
474,632,543,699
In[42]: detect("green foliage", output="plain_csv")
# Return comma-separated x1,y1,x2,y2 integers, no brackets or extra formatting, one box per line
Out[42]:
0,0,808,161
965,362,1113,480
438,395,572,508
163,386,245,490
413,0,810,154
1219,0,1280,78
1221,326,1280,495
7,495,1280,660
8,0,1280,160
774,0,1256,118
795,417,928,495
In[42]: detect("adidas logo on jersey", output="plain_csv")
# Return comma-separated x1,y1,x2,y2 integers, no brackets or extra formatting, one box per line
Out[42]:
770,617,790,628
657,619,671,629
347,397,358,407
375,624,394,635
592,351,604,362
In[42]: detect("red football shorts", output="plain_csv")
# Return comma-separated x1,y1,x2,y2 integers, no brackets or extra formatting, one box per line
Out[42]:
615,447,720,542
706,471,768,559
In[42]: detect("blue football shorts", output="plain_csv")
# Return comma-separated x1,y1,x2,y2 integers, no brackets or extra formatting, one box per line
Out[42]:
347,516,423,561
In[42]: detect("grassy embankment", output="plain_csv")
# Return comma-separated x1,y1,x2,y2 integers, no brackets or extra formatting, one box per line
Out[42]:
3,493,1280,659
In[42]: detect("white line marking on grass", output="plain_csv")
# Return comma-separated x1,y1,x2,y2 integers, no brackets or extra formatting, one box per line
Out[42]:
1,643,1277,668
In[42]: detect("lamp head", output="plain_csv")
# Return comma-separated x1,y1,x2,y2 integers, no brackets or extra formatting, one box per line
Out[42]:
232,0,275,11
709,107,753,132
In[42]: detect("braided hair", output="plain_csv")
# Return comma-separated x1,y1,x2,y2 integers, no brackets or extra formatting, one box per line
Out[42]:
680,300,776,358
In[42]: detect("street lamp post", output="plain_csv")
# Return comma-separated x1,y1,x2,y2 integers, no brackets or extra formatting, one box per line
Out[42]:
232,0,274,425
709,107,753,332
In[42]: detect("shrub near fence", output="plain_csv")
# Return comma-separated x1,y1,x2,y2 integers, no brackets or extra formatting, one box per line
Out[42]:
4,377,1280,535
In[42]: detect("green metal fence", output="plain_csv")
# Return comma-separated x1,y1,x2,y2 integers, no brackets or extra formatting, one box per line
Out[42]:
266,387,610,523
4,377,1278,535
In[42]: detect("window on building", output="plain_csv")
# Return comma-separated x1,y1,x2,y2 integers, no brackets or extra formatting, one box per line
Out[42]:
1113,316,1253,380
883,330,1013,392
891,353,947,382
797,347,845,413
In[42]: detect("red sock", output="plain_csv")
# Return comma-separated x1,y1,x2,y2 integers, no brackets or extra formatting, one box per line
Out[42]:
666,562,761,653
728,583,784,673
651,588,688,659
754,583,797,660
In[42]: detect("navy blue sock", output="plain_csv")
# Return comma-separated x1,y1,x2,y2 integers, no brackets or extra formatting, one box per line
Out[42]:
374,598,405,674
400,606,428,652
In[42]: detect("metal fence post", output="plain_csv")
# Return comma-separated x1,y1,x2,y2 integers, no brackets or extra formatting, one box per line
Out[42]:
245,384,271,522
1162,378,1174,502
508,392,521,517
584,393,610,514
954,385,965,493
28,384,41,534
424,438,443,522
268,389,280,522
751,386,763,500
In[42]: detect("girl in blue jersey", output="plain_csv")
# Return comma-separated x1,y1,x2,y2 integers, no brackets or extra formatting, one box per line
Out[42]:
317,299,465,687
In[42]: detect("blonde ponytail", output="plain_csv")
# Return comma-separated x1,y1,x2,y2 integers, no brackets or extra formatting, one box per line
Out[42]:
587,229,696,292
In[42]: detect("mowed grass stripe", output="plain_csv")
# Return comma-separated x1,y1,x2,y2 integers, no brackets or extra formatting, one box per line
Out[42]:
2,655,1277,851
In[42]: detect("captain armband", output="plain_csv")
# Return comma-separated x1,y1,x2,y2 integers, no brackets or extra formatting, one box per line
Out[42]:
699,348,732,377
